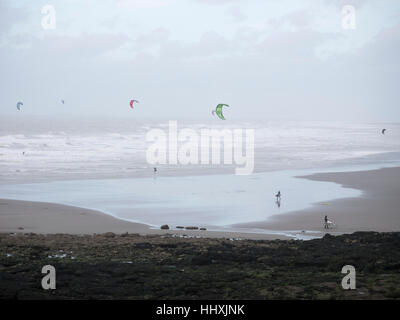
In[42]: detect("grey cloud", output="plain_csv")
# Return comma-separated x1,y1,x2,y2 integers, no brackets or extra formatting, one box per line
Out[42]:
194,0,241,4
257,29,335,62
226,6,247,22
266,7,315,30
157,31,232,60
18,33,130,60
0,2,28,38
324,0,369,9
136,27,170,45
285,8,314,28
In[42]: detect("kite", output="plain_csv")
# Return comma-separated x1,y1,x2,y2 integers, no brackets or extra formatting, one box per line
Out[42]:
215,103,229,120
16,101,23,110
130,99,139,109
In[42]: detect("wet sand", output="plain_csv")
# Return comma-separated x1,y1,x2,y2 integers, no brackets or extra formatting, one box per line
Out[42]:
237,166,400,235
0,199,287,240
1,166,399,239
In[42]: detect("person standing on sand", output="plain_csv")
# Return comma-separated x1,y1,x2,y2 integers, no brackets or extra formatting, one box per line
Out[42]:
275,191,281,208
324,215,329,229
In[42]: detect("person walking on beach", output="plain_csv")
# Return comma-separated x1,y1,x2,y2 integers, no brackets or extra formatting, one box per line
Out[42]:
324,215,329,229
275,191,281,208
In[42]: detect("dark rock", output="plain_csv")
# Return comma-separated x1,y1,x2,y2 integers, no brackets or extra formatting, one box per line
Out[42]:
134,243,152,249
191,254,211,265
1,231,400,300
103,232,116,238
161,225,169,230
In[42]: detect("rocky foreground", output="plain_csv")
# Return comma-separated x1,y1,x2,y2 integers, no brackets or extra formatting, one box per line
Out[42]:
1,231,400,300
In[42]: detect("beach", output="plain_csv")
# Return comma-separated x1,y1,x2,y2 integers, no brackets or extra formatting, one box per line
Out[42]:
0,118,399,240
1,166,399,239
0,199,288,240
2,126,399,301
236,166,400,235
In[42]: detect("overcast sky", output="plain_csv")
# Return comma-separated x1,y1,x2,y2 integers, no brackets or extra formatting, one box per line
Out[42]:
0,0,399,121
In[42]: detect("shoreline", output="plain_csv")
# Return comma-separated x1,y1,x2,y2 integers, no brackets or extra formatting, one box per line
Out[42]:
0,166,399,239
0,199,289,240
236,166,400,235
2,150,400,186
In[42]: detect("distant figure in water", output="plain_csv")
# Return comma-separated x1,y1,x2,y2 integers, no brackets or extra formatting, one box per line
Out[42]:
153,167,157,173
324,215,329,229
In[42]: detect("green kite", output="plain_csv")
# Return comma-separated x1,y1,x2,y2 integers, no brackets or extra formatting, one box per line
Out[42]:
215,103,229,120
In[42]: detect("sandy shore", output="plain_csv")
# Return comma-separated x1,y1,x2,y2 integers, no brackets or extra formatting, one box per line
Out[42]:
237,166,400,235
0,199,287,240
1,166,399,239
